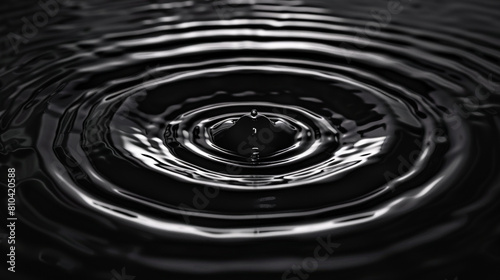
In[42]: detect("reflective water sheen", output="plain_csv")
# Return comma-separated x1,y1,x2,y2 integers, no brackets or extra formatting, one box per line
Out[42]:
1,0,500,279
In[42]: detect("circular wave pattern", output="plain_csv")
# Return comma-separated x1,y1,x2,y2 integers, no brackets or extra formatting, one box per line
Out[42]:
2,0,500,278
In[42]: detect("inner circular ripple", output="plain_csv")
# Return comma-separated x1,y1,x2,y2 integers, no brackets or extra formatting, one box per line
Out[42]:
209,108,300,159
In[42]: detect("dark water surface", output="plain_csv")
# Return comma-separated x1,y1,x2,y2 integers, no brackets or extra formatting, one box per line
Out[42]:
1,0,500,279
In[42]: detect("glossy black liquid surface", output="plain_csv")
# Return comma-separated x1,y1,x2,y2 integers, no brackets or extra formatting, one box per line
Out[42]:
1,0,500,279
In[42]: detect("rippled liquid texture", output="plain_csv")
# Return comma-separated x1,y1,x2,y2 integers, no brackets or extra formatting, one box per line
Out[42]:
1,0,500,279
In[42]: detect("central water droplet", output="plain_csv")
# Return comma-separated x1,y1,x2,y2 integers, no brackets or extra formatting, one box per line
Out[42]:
209,109,298,159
